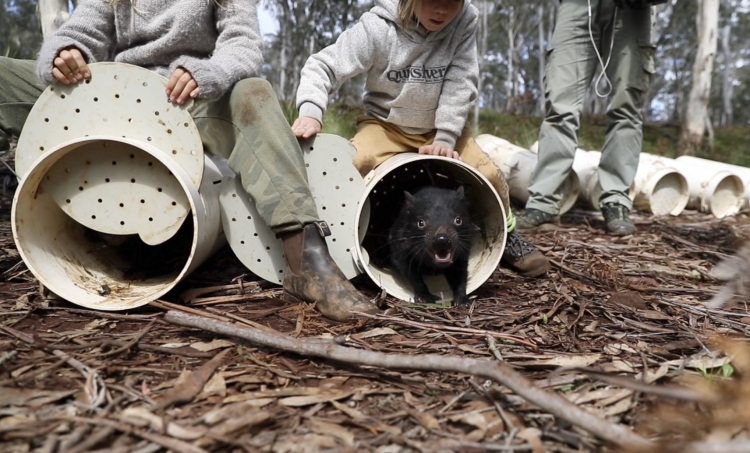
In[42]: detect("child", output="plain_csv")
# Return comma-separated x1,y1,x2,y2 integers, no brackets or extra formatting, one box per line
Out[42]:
0,0,378,322
293,0,550,278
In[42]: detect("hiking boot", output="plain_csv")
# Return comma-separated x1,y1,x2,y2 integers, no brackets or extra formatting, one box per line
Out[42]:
501,230,551,277
281,221,379,321
601,203,636,236
516,208,560,230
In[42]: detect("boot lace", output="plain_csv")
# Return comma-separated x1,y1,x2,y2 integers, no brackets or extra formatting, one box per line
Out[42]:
505,231,536,259
602,203,630,223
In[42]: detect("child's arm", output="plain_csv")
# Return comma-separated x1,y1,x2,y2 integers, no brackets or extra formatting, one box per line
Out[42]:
36,0,115,86
294,17,379,138
169,0,264,100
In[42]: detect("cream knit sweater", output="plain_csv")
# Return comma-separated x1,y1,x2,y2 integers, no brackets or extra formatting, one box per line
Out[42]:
36,0,263,100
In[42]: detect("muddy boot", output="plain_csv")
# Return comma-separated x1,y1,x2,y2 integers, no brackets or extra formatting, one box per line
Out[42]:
601,203,636,236
281,221,379,321
500,230,551,277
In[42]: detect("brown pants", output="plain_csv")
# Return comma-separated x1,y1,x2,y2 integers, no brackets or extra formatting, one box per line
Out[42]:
350,116,515,228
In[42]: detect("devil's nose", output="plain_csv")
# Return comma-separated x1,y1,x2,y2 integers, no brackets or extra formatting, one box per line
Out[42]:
434,234,451,247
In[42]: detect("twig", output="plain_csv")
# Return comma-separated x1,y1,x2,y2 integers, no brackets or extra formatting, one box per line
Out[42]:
53,350,108,409
164,310,652,450
468,379,517,433
359,311,537,348
63,416,208,453
487,333,503,361
87,320,156,358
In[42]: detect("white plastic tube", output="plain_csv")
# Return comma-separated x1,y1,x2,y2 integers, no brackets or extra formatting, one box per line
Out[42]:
571,149,602,210
676,155,750,210
352,153,506,304
640,153,743,218
12,63,227,310
12,136,227,310
475,134,580,214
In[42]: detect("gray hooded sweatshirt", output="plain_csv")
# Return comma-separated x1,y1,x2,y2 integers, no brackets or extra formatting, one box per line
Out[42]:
35,0,263,101
296,0,479,149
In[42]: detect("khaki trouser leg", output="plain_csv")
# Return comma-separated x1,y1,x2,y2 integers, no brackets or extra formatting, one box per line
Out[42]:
598,2,653,209
351,116,515,228
191,78,320,234
0,57,45,153
527,0,652,213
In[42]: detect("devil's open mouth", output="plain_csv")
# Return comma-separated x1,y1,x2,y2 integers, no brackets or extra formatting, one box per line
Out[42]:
433,249,454,264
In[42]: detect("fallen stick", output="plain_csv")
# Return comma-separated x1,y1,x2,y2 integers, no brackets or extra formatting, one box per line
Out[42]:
164,310,651,450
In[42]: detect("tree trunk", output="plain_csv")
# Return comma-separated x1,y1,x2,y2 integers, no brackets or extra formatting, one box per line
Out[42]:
678,0,719,156
505,7,515,112
720,24,733,126
473,0,488,133
37,0,70,38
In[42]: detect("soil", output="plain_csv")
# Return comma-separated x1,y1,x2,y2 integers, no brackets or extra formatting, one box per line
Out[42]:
2,151,750,452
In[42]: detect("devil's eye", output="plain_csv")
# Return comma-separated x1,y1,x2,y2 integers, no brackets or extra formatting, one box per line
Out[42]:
454,217,462,226
417,219,426,229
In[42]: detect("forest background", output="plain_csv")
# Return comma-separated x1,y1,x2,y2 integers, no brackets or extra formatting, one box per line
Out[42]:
2,0,749,166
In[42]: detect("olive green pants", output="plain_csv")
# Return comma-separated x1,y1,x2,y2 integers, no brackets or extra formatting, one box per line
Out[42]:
0,57,319,234
527,0,654,214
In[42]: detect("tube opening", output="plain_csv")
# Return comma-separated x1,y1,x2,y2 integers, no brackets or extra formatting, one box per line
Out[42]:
355,155,506,303
13,138,204,310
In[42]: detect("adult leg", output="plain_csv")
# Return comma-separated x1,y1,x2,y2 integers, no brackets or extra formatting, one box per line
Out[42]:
192,78,377,321
0,57,46,153
597,3,652,210
522,0,599,224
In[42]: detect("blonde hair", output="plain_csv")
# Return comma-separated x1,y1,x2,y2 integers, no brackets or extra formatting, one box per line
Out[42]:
397,0,420,29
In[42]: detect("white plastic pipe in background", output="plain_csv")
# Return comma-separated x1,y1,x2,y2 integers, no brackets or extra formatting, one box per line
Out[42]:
676,155,750,210
571,149,602,210
532,141,690,216
629,153,690,216
639,153,743,218
475,134,580,214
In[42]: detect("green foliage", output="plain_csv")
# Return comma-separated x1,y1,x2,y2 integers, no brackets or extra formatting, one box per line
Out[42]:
476,109,542,148
318,101,750,166
0,0,44,60
320,103,362,138
696,361,735,380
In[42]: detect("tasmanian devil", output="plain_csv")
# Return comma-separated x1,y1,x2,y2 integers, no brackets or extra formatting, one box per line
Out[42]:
389,185,480,305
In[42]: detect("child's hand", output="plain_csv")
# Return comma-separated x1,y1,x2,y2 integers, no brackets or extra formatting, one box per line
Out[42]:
418,143,461,160
166,67,200,104
52,47,90,85
292,117,321,138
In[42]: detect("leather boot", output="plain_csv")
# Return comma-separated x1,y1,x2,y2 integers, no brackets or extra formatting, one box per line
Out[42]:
281,221,379,321
500,230,551,277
